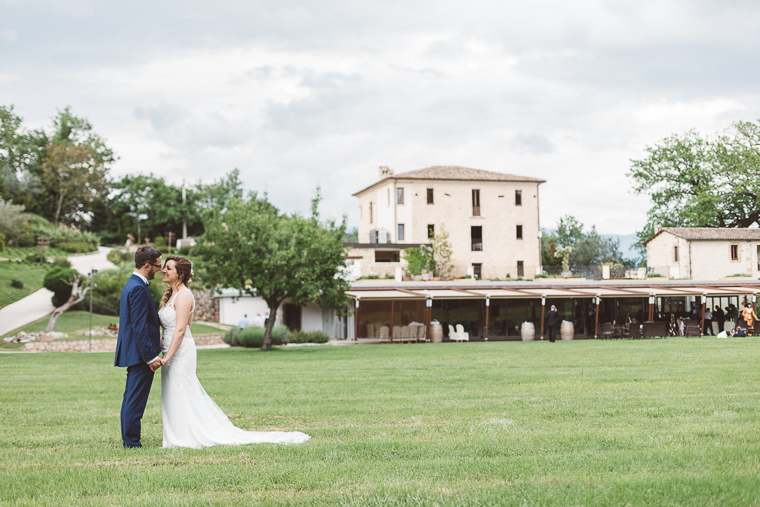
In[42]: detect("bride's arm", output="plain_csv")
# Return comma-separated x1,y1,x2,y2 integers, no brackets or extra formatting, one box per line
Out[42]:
161,291,193,364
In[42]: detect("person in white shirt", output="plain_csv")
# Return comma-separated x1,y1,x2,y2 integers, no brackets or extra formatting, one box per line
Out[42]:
237,314,249,329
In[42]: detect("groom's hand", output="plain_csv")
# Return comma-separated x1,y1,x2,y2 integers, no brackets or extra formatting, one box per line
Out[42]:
149,360,161,372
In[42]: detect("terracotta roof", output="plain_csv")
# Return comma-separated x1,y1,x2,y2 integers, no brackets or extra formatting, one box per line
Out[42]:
354,166,545,195
644,227,760,245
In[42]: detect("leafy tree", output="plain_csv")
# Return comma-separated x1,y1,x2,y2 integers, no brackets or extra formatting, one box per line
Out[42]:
541,215,627,268
199,189,350,350
0,105,42,205
628,119,760,254
28,107,115,225
431,224,453,278
403,245,434,276
0,198,24,236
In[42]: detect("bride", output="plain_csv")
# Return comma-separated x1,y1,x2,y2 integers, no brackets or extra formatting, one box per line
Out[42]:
156,255,310,449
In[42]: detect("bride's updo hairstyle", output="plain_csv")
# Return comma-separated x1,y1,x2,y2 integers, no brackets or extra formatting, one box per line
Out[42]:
161,255,193,307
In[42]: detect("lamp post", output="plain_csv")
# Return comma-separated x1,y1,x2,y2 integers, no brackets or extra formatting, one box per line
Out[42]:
540,294,546,340
89,269,98,352
426,295,432,343
594,295,601,339
484,296,490,342
648,293,655,321
354,297,360,342
137,213,148,245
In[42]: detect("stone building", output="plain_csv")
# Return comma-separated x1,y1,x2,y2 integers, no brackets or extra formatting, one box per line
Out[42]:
645,227,760,279
350,166,544,279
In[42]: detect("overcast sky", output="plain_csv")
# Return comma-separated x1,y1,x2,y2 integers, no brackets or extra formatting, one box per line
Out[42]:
2,0,760,235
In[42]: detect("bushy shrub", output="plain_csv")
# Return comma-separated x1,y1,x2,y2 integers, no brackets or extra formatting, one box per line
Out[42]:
223,328,241,346
237,326,267,348
26,252,46,263
10,279,23,289
290,330,329,344
58,241,95,253
43,266,80,307
52,257,72,268
107,249,133,266
17,233,35,247
230,325,292,348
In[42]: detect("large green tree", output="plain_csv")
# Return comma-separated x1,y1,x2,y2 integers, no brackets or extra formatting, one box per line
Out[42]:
0,105,42,205
628,119,760,254
199,190,350,350
541,215,626,268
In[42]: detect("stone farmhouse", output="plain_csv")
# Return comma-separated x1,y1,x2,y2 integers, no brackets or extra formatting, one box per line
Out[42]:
645,226,760,279
347,166,545,280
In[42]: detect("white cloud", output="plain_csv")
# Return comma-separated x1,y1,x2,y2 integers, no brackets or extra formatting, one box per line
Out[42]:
2,0,760,234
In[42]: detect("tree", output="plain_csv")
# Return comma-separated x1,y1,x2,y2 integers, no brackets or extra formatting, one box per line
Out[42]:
42,267,90,332
0,198,24,235
403,245,434,276
32,107,115,225
0,105,42,205
628,119,760,253
431,224,453,278
199,190,350,350
541,215,626,268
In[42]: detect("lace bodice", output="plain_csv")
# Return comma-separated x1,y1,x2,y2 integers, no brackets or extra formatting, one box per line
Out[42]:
158,288,196,357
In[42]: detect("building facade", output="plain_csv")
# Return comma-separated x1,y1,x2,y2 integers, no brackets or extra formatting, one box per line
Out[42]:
645,227,760,279
352,166,545,279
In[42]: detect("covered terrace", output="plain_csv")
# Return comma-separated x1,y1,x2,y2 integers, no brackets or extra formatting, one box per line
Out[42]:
346,280,760,342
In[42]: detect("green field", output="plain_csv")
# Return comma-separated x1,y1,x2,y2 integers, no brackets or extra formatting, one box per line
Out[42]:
0,262,49,309
1,339,759,506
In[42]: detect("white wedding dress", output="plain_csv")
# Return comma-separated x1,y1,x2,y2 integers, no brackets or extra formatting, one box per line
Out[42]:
159,289,310,449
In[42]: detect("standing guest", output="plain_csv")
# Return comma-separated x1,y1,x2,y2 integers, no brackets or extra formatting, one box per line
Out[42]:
237,314,249,329
742,302,758,334
714,306,726,333
253,313,265,328
545,305,559,343
704,307,713,335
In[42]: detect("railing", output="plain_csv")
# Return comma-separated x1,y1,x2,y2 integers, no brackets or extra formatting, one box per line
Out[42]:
541,265,633,280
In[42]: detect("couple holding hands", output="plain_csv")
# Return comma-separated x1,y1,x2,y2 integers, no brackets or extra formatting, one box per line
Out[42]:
115,245,310,449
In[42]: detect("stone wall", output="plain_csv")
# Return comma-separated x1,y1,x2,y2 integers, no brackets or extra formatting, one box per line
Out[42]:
24,334,225,353
191,288,219,322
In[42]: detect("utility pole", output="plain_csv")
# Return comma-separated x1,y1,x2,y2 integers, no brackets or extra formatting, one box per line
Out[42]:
182,179,188,240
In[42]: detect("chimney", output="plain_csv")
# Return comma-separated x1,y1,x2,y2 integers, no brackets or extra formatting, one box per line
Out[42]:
653,224,662,234
379,166,394,178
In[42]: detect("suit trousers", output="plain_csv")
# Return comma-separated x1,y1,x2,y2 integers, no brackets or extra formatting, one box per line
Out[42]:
548,325,557,342
121,362,155,448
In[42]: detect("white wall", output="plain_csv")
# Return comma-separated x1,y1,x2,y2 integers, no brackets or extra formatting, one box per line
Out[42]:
301,303,323,332
218,296,276,327
648,233,760,280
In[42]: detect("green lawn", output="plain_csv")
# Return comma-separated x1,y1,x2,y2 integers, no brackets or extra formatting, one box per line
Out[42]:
2,339,760,505
0,262,50,309
0,246,84,260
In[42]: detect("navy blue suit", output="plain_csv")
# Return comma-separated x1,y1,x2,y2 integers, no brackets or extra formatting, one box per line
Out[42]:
115,274,161,448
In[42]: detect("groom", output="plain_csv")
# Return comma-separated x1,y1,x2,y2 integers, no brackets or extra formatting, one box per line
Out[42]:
114,245,163,448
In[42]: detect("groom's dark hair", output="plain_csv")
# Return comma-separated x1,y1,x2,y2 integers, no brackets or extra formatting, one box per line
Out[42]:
134,245,162,269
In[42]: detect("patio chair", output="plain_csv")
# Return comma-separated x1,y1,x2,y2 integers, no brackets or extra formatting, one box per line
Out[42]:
416,325,426,342
392,325,401,344
456,324,470,342
400,326,411,343
379,326,390,344
448,324,461,342
685,324,701,337
642,321,668,338
622,323,642,339
600,322,617,339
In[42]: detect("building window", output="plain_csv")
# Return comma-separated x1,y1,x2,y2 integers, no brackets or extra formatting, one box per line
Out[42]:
375,250,400,263
427,188,434,204
731,244,739,261
674,246,679,262
472,189,481,216
471,226,483,251
369,202,373,224
517,261,524,277
397,224,405,241
472,263,482,280
515,190,522,206
397,187,404,204
516,225,523,240
427,224,435,239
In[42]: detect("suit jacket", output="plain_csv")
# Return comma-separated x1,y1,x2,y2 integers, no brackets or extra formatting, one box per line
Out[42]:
546,310,559,327
114,274,161,367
